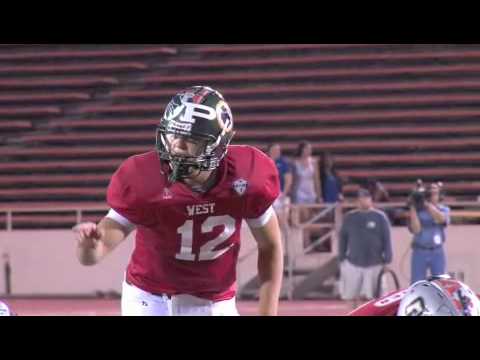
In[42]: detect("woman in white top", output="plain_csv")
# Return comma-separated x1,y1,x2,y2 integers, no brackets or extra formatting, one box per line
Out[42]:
292,141,321,246
292,141,321,204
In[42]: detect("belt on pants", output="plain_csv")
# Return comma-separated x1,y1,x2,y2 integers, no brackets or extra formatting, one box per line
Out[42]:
412,243,442,251
125,278,172,299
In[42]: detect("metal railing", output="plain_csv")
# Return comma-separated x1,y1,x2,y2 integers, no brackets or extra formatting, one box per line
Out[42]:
285,202,339,299
3,200,480,299
0,203,109,231
2,200,480,231
281,200,480,299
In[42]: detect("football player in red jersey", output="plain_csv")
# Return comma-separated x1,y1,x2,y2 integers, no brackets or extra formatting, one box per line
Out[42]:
349,275,480,316
73,86,283,316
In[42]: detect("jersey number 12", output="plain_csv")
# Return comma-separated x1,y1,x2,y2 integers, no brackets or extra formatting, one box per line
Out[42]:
175,215,236,261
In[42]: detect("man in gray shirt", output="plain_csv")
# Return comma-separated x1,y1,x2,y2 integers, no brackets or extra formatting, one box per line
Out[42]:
339,188,392,307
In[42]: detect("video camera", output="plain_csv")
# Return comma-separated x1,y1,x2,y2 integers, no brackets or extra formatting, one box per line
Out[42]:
408,180,443,211
408,180,431,210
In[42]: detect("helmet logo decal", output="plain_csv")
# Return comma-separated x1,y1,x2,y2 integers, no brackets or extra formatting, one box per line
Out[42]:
167,121,192,133
180,92,195,103
165,103,186,122
216,101,233,134
182,103,217,123
404,297,427,316
165,102,218,135
165,102,217,124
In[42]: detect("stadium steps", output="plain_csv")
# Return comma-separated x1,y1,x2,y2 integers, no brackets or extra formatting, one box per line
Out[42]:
291,256,340,300
239,253,339,300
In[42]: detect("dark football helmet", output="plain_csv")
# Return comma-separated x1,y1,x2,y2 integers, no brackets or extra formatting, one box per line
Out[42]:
156,86,234,183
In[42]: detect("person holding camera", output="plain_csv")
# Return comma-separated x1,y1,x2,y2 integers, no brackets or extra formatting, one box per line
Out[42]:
408,181,450,284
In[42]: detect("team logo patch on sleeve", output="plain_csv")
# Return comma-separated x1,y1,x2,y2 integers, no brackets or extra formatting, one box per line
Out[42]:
233,179,248,196
162,188,173,200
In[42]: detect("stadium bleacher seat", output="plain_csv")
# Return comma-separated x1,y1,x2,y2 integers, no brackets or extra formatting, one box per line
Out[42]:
0,92,90,104
0,76,119,89
4,43,480,212
169,49,480,69
138,64,480,85
0,62,148,75
0,46,177,61
110,79,480,101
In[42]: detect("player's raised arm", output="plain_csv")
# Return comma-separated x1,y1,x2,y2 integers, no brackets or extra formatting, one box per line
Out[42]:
248,209,284,316
73,216,131,266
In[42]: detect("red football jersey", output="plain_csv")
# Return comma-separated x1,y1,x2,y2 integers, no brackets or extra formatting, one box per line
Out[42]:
348,289,409,316
107,145,280,301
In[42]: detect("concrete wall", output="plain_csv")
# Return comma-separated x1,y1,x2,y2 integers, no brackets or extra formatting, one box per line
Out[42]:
0,230,135,295
0,222,258,296
0,225,478,295
389,226,480,292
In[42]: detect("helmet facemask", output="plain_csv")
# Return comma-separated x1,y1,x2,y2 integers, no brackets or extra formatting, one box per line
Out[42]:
156,127,233,183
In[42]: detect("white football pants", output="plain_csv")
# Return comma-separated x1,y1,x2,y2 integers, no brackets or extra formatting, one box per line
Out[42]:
121,280,240,316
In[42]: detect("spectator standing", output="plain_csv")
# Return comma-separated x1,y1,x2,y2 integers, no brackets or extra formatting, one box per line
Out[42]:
320,152,344,204
267,143,293,256
408,182,450,284
366,178,390,203
339,188,393,308
291,141,321,246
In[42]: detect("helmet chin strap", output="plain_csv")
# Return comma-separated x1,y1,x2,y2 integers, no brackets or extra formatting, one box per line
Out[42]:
168,163,181,183
168,162,192,183
168,159,217,193
168,159,203,184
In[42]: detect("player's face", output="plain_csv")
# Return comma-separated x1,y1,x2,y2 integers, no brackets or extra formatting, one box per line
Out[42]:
165,134,212,182
167,134,207,157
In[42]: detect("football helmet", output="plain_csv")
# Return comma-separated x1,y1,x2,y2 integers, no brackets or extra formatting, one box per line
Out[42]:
156,86,234,183
397,275,480,316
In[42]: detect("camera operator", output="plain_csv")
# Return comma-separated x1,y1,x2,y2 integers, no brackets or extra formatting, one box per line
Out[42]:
408,181,450,284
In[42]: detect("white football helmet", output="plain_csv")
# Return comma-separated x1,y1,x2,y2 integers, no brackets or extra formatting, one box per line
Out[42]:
397,276,480,316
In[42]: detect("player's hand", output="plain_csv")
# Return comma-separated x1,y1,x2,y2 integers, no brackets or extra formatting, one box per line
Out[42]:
73,222,104,249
